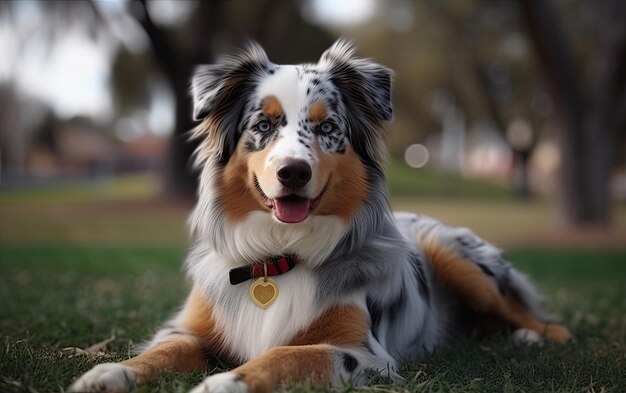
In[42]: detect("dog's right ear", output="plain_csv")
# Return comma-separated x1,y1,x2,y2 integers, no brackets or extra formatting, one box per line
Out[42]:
191,64,229,122
190,43,273,164
191,43,272,121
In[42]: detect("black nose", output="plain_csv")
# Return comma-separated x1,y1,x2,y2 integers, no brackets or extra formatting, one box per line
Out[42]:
277,160,312,189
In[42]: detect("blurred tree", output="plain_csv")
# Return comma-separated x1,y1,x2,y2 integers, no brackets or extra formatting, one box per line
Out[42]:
0,0,104,180
342,0,624,224
130,0,218,199
519,0,626,227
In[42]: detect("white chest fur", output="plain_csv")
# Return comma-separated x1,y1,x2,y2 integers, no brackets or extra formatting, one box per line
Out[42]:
186,248,364,362
215,267,319,361
215,211,347,269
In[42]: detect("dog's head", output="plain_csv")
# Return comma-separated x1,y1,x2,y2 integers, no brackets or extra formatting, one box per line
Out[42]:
190,40,393,261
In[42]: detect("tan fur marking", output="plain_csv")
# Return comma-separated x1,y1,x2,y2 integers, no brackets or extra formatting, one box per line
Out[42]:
233,345,333,393
422,238,498,312
289,305,369,346
309,101,328,123
422,238,572,343
315,146,368,221
262,95,284,119
180,288,228,351
217,145,271,224
122,336,205,383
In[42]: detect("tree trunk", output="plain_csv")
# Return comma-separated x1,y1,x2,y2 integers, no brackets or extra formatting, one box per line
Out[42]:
136,0,221,199
582,0,626,225
0,85,22,180
167,65,198,199
518,0,625,227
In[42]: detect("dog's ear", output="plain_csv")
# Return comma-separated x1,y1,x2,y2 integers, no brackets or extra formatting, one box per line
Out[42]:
190,43,273,164
191,42,271,121
319,39,393,122
319,40,392,168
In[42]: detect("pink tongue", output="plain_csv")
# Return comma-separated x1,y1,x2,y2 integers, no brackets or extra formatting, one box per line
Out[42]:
274,197,310,223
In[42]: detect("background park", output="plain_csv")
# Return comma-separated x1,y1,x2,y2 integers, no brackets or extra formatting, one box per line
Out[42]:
0,0,625,392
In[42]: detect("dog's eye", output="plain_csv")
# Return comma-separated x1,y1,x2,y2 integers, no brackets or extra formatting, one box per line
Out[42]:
319,121,335,135
255,120,271,132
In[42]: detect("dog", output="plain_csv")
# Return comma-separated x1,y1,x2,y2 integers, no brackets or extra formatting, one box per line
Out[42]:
69,40,572,393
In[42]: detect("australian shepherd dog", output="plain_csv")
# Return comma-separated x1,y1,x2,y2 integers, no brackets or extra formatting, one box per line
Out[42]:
70,41,571,393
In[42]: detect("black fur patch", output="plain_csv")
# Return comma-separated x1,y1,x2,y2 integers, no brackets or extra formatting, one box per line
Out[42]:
412,254,430,301
456,235,484,249
477,263,495,277
342,353,358,373
366,296,382,340
386,284,406,322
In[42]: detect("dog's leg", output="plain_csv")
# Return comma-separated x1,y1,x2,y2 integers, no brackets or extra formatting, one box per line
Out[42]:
418,226,572,343
69,288,224,392
189,303,396,393
68,334,206,392
189,344,387,393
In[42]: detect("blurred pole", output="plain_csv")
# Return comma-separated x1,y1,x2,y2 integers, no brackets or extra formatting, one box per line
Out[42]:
507,118,534,199
0,85,22,181
440,103,465,174
512,150,530,199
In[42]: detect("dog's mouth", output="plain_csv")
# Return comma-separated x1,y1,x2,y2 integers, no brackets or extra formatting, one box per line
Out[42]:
254,176,329,223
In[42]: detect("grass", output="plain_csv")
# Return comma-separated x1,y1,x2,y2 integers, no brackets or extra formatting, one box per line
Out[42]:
0,175,161,205
386,159,511,199
0,245,192,392
1,174,625,392
1,246,624,392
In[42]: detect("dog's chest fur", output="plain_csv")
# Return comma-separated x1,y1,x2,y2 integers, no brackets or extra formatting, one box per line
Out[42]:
185,212,365,362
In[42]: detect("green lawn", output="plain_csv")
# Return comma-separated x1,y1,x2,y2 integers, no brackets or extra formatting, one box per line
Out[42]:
386,159,511,199
1,246,624,392
1,175,625,392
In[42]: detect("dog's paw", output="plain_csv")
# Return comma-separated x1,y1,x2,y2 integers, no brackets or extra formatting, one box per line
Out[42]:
512,328,543,345
543,324,573,343
68,363,136,393
189,372,247,393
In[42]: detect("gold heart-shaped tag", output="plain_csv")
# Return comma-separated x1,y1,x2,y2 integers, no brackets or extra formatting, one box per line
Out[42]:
249,277,279,309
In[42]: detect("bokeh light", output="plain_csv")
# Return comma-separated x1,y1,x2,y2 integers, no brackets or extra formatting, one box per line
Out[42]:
404,144,430,168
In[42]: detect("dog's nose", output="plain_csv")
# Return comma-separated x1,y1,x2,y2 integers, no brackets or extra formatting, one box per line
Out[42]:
277,160,312,189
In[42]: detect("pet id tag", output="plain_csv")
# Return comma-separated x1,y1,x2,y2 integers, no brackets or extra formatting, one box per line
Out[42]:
249,264,279,309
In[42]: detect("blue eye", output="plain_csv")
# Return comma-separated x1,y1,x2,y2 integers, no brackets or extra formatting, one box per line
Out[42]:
256,120,271,132
319,121,334,134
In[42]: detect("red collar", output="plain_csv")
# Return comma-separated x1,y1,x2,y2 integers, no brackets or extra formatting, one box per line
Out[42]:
229,255,299,285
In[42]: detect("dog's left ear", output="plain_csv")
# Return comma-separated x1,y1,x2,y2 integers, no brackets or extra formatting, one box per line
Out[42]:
319,40,393,122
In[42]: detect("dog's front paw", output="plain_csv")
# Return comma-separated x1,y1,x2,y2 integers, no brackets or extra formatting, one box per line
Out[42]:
189,372,247,393
512,328,543,345
543,324,573,343
68,363,136,393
